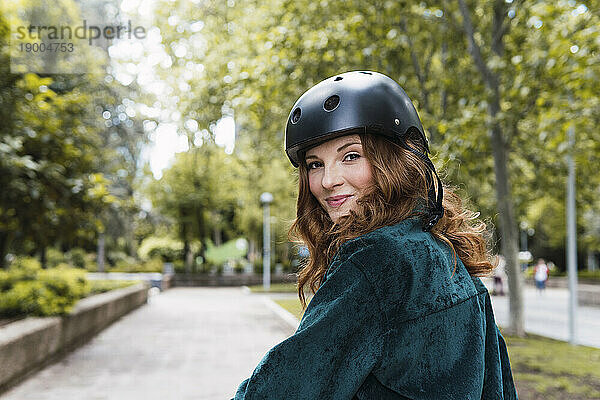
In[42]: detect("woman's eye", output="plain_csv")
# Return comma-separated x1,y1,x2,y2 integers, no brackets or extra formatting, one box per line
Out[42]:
307,161,322,170
344,152,360,161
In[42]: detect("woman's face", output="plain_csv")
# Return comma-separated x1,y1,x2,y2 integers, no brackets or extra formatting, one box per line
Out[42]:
305,134,374,224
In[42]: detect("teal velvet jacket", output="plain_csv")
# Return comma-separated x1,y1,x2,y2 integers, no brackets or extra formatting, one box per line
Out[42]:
234,217,518,399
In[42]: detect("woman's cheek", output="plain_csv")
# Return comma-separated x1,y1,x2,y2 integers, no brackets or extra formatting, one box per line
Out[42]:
308,174,323,203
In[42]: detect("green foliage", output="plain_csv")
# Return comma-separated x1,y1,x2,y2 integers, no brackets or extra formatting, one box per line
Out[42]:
81,253,98,272
0,1,151,267
107,257,163,273
89,280,139,294
1,0,598,272
279,260,294,273
252,258,277,275
548,267,563,278
233,262,244,274
8,256,42,276
106,250,136,268
46,248,66,268
65,248,87,269
578,270,600,282
205,238,248,265
136,0,600,266
0,262,90,317
173,260,187,273
138,235,184,262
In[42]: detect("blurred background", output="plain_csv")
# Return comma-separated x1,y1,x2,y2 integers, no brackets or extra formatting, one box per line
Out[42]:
0,0,599,399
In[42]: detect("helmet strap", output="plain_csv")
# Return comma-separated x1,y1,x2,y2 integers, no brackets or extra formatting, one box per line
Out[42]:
398,139,444,231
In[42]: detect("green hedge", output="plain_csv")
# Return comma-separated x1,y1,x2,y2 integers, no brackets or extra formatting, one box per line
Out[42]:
89,280,139,294
579,270,600,281
0,258,90,317
138,236,184,262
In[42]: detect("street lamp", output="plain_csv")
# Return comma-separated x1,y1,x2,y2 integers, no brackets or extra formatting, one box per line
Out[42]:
260,192,273,291
519,221,534,271
566,124,578,345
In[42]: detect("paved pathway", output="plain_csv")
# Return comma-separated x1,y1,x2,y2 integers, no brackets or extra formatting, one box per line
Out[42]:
3,284,599,399
490,285,600,348
1,288,294,400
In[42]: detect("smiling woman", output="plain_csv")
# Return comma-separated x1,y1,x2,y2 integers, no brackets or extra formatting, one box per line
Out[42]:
305,134,374,224
233,71,518,400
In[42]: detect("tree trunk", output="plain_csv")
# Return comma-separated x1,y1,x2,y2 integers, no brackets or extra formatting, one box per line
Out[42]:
0,232,12,269
213,223,222,247
457,0,525,336
441,39,448,118
39,245,47,269
97,233,105,272
490,118,525,336
183,239,191,273
186,245,194,272
126,214,137,258
199,240,206,267
588,250,598,272
248,239,256,263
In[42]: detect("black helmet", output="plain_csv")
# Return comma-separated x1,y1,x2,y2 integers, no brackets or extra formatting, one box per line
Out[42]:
284,70,444,231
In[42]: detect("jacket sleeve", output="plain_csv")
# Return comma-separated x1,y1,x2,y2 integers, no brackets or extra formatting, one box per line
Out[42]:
233,255,386,400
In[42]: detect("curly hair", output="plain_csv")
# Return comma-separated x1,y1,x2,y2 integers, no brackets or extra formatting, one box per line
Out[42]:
288,131,496,309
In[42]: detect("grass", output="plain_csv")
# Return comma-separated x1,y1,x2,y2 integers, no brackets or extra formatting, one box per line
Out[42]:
247,283,298,293
505,334,600,400
274,299,305,320
273,298,600,400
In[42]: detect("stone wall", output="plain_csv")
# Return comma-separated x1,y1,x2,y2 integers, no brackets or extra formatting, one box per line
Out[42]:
0,283,148,394
172,273,296,287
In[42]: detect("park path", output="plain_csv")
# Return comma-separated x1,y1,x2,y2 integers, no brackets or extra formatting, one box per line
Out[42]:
1,288,294,400
490,285,600,348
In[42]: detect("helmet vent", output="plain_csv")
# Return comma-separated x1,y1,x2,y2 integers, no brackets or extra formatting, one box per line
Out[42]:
323,95,340,111
334,76,343,81
291,107,301,124
359,71,372,75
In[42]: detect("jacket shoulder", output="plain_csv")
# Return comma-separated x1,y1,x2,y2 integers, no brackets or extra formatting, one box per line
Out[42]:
331,218,480,323
332,218,436,274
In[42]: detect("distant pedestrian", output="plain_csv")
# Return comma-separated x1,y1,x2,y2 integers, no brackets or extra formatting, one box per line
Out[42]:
534,258,549,293
493,255,507,296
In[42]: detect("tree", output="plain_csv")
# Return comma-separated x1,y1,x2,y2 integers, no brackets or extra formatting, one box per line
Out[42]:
134,0,600,302
443,0,524,336
0,1,149,267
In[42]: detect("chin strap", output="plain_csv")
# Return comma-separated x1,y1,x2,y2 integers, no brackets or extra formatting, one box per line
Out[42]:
399,140,444,232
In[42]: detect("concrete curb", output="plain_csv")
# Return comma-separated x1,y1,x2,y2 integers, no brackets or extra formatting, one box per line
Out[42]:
241,285,301,330
174,273,296,287
0,283,149,395
261,296,301,331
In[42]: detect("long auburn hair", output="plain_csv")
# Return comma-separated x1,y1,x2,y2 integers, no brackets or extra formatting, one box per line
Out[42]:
288,130,496,309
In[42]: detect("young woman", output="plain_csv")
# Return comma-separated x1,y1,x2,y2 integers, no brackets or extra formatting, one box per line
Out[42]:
233,71,518,399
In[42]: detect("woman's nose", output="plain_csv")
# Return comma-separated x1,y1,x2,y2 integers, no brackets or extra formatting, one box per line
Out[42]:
321,164,344,190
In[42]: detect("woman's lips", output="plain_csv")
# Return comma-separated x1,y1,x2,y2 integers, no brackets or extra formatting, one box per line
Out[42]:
326,195,352,207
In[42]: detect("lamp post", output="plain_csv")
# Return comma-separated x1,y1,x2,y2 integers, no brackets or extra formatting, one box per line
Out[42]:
566,124,578,345
260,192,273,291
519,222,534,271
